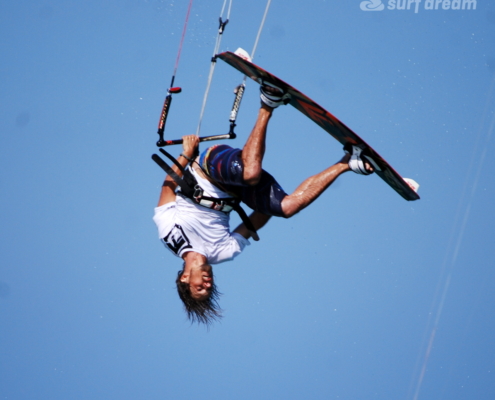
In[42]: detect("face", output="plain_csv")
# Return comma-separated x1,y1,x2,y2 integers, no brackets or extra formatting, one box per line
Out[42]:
181,263,213,300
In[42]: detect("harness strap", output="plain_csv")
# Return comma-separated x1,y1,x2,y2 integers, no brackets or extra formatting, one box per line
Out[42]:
158,148,197,189
151,153,194,198
157,149,231,205
231,203,259,241
152,150,260,241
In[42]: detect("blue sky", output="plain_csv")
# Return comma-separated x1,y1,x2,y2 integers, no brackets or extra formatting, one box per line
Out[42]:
1,1,494,399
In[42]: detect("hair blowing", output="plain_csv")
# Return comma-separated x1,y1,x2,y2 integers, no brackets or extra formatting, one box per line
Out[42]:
175,269,222,326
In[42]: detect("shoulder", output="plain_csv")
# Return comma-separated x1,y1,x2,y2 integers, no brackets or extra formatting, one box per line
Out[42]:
207,232,250,264
153,201,176,219
153,202,177,235
232,232,250,249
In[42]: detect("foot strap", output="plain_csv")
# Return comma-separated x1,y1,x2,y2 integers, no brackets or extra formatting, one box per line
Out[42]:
260,81,290,109
344,143,374,175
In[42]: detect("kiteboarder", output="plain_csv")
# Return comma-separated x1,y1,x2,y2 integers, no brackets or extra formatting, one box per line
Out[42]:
153,83,374,325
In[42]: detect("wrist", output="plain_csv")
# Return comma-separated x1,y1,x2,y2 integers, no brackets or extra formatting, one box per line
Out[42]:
180,153,194,163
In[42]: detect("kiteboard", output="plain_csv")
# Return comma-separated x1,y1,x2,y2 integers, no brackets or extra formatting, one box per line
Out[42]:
217,51,420,201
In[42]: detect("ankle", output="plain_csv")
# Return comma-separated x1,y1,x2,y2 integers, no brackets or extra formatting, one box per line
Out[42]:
260,103,274,114
335,155,351,173
339,153,351,164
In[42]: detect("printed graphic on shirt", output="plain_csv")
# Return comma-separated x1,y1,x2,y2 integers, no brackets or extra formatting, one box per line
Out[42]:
163,224,192,255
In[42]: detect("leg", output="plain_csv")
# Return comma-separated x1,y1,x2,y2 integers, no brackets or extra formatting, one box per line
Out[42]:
281,154,351,218
241,105,273,185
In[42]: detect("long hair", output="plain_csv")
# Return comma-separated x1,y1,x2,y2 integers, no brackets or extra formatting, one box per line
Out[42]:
175,268,222,326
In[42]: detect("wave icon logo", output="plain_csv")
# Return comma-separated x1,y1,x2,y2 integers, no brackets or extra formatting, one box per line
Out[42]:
360,0,385,11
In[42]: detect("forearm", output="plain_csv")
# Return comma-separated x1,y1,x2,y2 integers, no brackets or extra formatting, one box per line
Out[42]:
234,211,271,239
157,136,198,207
162,154,192,189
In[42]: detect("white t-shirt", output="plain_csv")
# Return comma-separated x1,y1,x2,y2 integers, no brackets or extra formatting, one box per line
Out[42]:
153,167,250,264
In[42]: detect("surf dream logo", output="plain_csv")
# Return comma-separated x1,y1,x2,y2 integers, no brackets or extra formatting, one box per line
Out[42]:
361,0,385,10
360,0,477,13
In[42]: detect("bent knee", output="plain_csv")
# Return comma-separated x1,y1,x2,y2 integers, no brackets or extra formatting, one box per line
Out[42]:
280,199,300,219
281,209,299,219
243,167,262,186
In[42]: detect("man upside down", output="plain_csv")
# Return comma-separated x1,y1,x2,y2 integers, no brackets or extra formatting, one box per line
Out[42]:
153,82,374,325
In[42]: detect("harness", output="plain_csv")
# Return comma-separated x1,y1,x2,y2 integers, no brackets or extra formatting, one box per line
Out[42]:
152,149,260,241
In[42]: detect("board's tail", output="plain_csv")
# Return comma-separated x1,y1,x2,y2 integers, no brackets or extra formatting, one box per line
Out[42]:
234,47,252,62
403,178,420,193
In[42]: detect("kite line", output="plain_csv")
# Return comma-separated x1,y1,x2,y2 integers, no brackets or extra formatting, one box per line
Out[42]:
156,0,273,146
156,0,194,147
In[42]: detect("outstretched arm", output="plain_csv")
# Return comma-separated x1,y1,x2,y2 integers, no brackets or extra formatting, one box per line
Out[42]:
233,211,271,240
157,135,199,207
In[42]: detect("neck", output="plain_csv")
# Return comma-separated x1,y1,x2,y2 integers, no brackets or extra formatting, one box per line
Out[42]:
182,251,207,272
